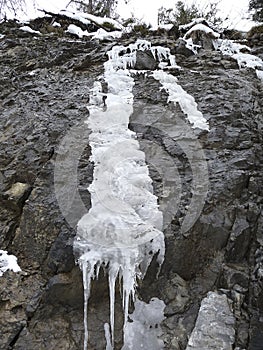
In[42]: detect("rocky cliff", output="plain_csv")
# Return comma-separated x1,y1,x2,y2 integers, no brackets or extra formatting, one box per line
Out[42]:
0,14,262,350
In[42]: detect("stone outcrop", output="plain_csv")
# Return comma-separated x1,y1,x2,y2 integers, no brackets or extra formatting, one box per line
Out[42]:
0,15,262,350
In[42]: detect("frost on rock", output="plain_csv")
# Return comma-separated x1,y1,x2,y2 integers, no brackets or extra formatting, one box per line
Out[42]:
0,250,21,277
122,298,165,350
75,40,166,350
152,70,209,131
186,292,235,350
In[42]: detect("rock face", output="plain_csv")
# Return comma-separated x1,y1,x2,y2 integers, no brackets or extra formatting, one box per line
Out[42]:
0,16,262,350
186,292,235,350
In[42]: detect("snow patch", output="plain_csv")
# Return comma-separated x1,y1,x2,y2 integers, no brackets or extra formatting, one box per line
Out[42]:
59,10,123,30
184,23,220,39
19,25,41,35
158,23,174,31
256,70,263,82
53,21,61,27
0,250,21,277
92,28,123,40
179,18,207,31
66,24,123,40
66,24,91,38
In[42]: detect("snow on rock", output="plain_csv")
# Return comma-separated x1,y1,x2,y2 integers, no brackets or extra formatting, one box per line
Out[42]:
256,70,263,82
0,250,21,277
59,10,123,30
152,70,209,131
19,26,41,35
216,39,263,74
184,38,201,55
53,22,61,27
122,298,166,350
215,39,251,55
179,18,208,31
184,23,220,40
181,22,220,53
186,292,235,350
67,24,90,38
67,25,122,40
92,28,123,40
233,53,263,69
157,23,174,31
0,34,4,39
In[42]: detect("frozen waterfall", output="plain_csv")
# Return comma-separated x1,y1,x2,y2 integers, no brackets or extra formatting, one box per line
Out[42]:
74,39,208,349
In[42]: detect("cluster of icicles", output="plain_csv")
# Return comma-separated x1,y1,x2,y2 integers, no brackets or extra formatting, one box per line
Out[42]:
74,39,208,350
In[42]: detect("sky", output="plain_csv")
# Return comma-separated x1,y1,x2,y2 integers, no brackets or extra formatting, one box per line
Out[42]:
6,0,255,31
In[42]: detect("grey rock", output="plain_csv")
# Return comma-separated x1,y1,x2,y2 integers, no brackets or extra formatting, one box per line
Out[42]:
174,39,194,57
134,50,158,70
0,15,262,350
186,292,235,350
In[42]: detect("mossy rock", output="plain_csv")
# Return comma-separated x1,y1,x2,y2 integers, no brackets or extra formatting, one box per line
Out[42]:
102,22,115,31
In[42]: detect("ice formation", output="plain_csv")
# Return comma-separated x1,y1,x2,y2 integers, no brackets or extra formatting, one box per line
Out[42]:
214,39,263,80
75,40,168,350
75,38,209,349
153,70,209,131
0,250,21,277
216,39,263,68
180,23,263,82
122,298,165,350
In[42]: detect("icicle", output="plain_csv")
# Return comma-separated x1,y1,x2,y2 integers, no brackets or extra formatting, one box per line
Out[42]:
80,259,93,350
104,323,113,350
108,261,119,345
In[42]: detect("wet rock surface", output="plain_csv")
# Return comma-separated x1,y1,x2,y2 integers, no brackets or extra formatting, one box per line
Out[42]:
0,17,263,350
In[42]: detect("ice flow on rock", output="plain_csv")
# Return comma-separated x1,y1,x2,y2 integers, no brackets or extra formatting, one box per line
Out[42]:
74,37,209,349
74,40,168,350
